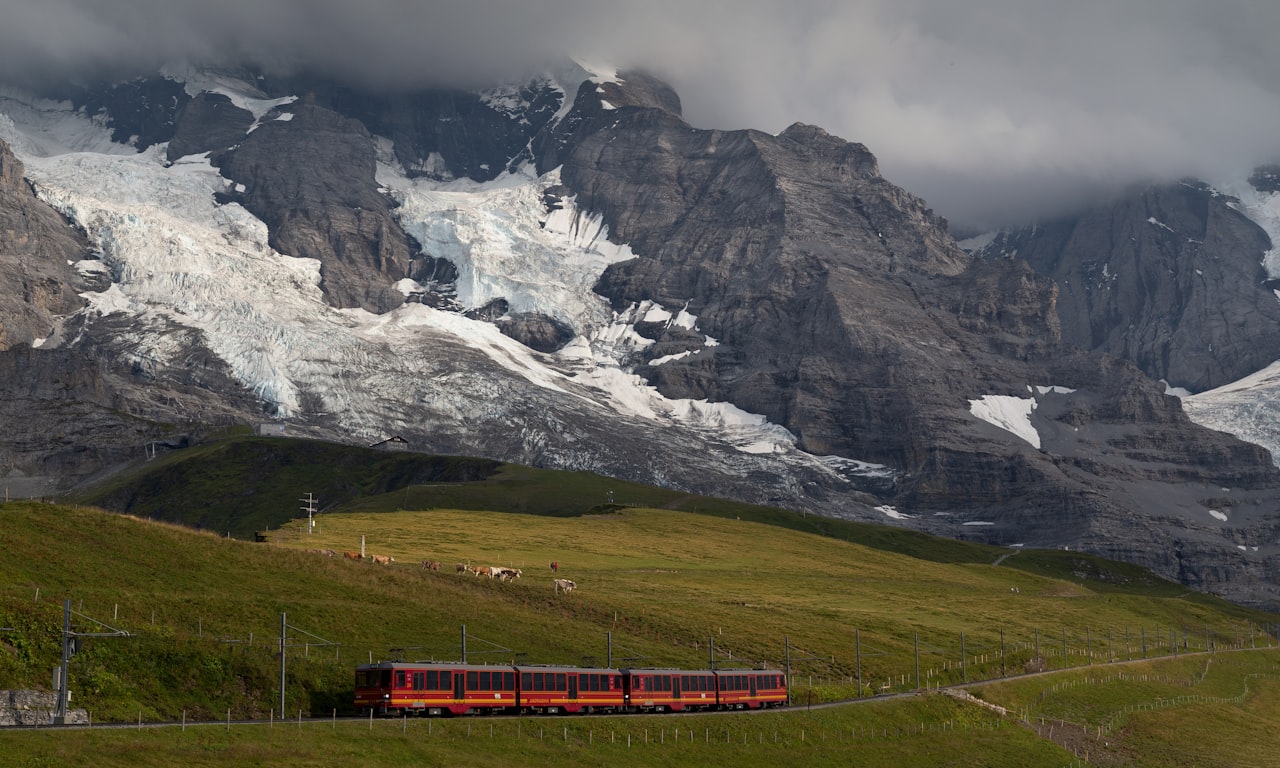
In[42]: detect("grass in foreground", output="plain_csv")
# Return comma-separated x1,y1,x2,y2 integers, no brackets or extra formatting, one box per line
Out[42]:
2,697,1070,768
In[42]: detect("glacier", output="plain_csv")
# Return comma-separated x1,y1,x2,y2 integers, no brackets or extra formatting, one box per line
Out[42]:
0,80,887,493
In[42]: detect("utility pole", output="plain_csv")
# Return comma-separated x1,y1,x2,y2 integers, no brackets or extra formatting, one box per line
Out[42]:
55,598,130,725
300,493,316,534
278,612,337,718
784,636,791,706
279,612,287,716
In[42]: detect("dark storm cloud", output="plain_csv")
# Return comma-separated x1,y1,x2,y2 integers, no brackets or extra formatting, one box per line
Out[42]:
6,0,1280,226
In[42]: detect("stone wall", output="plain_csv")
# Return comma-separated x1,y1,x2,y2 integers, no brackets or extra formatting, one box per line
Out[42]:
0,690,88,726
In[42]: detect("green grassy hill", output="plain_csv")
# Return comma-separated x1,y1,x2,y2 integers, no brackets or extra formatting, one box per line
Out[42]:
2,497,1279,766
2,501,1280,762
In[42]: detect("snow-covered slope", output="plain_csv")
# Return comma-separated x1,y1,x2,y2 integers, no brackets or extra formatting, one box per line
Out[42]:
0,81,887,509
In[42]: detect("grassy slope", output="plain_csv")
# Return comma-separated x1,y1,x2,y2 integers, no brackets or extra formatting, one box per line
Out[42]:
68,438,503,538
2,499,1278,766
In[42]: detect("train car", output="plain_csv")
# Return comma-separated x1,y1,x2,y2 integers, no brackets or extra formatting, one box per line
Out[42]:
515,665,624,713
354,661,517,716
622,668,715,712
713,669,788,709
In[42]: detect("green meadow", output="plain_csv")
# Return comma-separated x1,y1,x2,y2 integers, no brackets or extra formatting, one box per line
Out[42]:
1,450,1278,766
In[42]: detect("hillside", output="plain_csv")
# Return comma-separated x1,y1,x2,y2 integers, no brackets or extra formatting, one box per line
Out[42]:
2,499,1279,764
2,498,1275,706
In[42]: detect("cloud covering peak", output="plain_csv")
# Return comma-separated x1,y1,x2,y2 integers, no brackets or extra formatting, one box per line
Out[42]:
6,0,1280,227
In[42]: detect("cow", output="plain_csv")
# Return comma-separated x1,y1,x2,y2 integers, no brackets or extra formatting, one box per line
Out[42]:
553,578,576,594
500,568,523,581
456,563,469,573
343,550,363,561
371,554,394,565
474,566,492,577
422,560,442,571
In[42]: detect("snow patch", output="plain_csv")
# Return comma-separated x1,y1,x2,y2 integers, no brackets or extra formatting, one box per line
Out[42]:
962,521,995,526
1033,385,1076,395
1209,509,1228,522
875,505,912,520
957,231,998,252
969,394,1040,448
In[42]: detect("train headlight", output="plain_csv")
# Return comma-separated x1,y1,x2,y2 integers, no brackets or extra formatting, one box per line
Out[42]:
383,693,390,699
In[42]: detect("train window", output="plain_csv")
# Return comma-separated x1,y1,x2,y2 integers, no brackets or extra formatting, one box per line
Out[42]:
591,675,600,692
522,673,532,690
662,676,672,692
467,671,478,690
557,674,567,692
504,672,515,691
426,671,437,690
534,673,545,692
395,671,406,688
413,672,424,690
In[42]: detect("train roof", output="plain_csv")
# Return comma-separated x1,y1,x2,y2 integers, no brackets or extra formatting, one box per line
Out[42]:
620,667,714,674
355,660,516,671
513,664,620,674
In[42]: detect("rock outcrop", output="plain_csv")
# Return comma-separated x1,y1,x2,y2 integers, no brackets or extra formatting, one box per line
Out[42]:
0,141,87,351
212,101,418,313
974,183,1280,392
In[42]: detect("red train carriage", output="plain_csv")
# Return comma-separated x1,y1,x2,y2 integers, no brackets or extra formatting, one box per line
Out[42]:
622,668,715,712
354,661,516,716
515,665,624,713
714,669,788,709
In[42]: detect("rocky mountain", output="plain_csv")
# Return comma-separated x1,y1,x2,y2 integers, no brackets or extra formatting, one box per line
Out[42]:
2,65,1280,608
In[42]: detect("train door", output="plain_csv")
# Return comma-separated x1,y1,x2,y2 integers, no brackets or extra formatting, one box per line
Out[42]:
568,674,578,701
453,671,465,700
749,676,757,697
672,676,681,700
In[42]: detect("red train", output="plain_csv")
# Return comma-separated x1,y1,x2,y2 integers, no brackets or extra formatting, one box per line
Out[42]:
354,661,787,716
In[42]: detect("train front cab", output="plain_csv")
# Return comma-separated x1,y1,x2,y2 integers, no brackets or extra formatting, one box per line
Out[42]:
714,669,788,709
516,666,624,713
354,662,516,716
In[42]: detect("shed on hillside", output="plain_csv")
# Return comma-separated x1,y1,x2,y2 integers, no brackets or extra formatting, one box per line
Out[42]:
370,435,409,452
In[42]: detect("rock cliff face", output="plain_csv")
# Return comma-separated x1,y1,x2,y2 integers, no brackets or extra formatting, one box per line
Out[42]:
0,142,87,350
211,101,418,313
974,183,1280,392
3,69,1280,607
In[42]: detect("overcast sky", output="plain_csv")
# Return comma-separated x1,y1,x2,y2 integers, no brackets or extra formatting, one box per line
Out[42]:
6,0,1280,227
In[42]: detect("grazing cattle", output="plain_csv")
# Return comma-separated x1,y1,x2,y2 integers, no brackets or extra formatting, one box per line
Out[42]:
422,560,442,571
343,551,363,561
554,578,577,594
370,554,394,565
492,567,522,581
473,566,493,578
456,563,469,573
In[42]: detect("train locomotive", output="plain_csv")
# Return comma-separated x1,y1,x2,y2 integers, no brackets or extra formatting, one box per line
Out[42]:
354,660,787,716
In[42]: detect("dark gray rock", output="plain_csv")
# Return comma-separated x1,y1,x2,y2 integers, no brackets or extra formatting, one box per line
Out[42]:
976,183,1280,392
0,140,88,350
211,101,417,313
257,75,563,181
497,312,575,353
167,92,255,161
46,77,191,150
